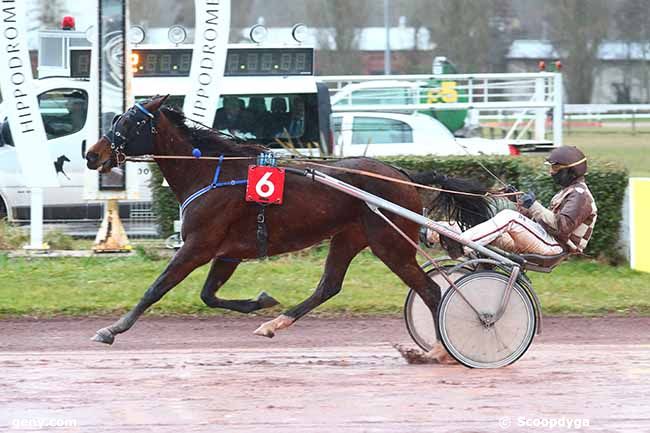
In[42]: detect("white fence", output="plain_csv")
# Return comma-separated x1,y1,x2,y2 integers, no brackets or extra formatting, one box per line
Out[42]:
564,104,650,120
320,72,564,145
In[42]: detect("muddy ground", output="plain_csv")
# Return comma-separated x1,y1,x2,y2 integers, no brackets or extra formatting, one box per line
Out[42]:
1,316,649,432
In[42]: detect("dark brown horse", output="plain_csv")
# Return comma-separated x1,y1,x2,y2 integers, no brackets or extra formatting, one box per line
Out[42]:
85,96,491,359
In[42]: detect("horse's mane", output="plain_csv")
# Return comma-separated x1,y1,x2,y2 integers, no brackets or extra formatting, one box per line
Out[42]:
160,106,268,157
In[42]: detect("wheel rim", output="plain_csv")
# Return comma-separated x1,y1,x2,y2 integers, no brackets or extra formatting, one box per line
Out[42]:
405,269,467,351
438,272,536,368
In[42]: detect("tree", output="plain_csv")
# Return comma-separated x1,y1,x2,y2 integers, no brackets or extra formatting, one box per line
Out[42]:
130,0,193,29
614,0,650,102
29,0,65,31
407,0,516,73
307,0,371,75
544,0,610,103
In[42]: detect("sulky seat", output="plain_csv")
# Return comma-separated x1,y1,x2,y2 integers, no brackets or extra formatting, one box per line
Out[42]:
519,252,569,273
480,246,569,273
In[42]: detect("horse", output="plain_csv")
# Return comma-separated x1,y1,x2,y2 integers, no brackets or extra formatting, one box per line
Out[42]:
85,96,492,361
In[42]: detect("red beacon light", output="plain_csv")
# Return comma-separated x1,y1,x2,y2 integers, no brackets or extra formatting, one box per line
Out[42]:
61,16,76,31
537,60,546,71
554,60,562,71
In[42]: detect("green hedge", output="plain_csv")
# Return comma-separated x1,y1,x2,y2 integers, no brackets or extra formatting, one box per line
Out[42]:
150,156,628,261
149,164,178,237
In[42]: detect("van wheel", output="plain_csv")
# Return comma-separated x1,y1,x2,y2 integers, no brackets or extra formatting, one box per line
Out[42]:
0,197,7,220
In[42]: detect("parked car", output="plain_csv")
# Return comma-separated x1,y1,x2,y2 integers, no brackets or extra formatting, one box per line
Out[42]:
332,111,525,157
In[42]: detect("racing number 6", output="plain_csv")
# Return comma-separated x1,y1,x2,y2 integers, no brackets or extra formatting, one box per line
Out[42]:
255,171,275,198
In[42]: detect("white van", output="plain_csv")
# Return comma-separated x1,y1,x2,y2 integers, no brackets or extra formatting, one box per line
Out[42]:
0,78,98,221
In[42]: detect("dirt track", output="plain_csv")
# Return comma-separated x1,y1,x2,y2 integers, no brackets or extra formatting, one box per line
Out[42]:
1,316,649,432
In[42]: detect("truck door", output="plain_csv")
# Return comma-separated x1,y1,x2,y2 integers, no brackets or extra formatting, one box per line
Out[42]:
37,87,89,213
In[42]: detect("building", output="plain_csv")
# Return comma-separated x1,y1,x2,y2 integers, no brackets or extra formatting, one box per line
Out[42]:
507,40,650,103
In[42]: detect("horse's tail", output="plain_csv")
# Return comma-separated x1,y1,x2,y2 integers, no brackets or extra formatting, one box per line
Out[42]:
409,171,494,230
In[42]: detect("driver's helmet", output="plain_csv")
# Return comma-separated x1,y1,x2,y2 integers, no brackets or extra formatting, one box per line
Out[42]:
545,146,587,187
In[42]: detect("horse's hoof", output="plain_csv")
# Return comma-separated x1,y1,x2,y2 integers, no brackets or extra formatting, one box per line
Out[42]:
91,328,115,345
256,291,280,309
253,325,275,338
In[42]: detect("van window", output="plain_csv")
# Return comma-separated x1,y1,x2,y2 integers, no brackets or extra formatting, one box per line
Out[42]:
331,115,343,147
38,88,88,139
336,87,411,106
351,117,413,145
213,93,319,148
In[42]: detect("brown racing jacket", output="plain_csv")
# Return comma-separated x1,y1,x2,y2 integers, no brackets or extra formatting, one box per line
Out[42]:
523,177,598,253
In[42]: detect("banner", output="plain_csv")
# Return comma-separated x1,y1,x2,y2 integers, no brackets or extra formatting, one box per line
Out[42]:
182,0,231,124
630,178,650,273
0,0,58,188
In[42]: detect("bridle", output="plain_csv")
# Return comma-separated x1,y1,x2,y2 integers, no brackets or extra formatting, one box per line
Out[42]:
104,102,159,164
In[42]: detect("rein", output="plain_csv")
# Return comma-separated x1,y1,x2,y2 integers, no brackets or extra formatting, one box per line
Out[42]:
110,103,519,199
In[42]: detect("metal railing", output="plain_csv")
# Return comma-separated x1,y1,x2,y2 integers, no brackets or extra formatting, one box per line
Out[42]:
320,72,563,145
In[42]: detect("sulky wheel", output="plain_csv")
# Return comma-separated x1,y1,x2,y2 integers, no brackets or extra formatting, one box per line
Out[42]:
404,266,469,352
436,270,536,368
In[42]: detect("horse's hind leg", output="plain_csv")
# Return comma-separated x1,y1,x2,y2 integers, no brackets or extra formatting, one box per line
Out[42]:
200,258,279,313
253,226,367,338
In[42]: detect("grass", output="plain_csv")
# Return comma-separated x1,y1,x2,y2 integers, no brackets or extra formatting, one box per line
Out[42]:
0,250,648,318
564,129,650,177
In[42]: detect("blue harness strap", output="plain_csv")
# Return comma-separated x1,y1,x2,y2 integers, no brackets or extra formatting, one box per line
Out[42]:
180,154,248,218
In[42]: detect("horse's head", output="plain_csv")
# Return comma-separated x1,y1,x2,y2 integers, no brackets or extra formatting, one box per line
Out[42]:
85,95,169,172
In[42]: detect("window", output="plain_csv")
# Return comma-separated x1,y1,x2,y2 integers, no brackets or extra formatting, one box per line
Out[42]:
331,115,343,146
336,87,411,106
351,117,413,145
38,89,88,140
212,93,319,147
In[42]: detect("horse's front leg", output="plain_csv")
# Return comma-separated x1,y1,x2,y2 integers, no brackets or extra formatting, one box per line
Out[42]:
92,241,212,345
254,227,366,338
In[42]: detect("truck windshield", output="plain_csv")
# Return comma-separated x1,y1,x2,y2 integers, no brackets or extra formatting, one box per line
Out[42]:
213,93,320,148
38,88,88,140
137,93,322,149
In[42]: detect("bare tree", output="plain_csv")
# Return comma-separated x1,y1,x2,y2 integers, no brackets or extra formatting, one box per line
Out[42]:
130,0,193,29
29,0,65,31
307,0,371,75
614,0,650,102
406,0,515,74
545,0,610,103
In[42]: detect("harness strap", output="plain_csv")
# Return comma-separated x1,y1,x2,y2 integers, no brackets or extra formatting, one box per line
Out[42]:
256,205,269,258
135,102,155,118
180,154,248,218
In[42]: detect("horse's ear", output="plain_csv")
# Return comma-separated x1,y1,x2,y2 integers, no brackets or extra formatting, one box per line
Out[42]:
147,94,170,113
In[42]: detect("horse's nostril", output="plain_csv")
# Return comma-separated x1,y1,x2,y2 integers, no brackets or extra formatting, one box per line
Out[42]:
86,152,100,169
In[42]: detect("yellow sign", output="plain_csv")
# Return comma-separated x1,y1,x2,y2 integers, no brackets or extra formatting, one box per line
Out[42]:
426,81,459,104
630,178,650,272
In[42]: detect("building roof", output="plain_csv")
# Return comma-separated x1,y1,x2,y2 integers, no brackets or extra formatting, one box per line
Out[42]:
508,39,650,61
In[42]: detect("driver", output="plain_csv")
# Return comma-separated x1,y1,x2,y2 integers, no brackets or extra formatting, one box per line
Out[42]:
426,146,598,256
